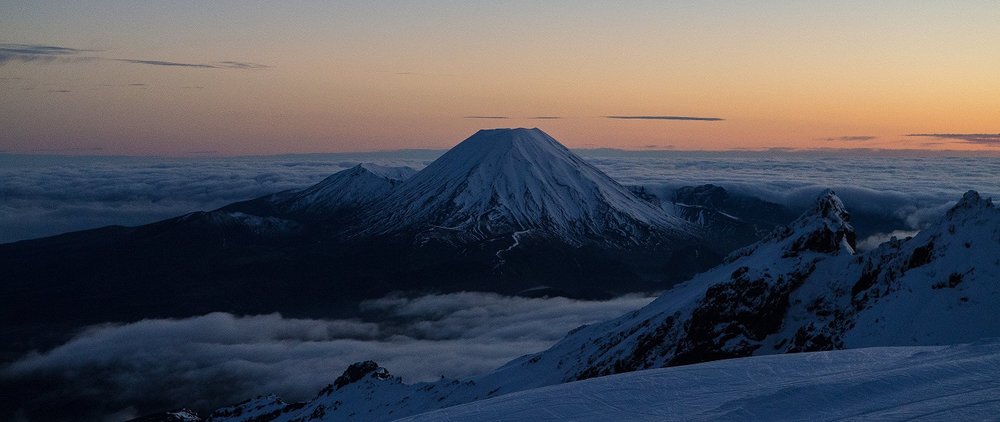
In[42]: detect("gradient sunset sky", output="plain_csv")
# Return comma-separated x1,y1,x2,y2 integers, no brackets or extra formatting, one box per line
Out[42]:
2,1,999,155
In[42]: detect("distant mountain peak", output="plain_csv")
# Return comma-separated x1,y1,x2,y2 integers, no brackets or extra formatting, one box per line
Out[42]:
947,190,994,218
275,163,416,216
811,189,851,222
353,163,418,181
781,189,856,254
470,127,546,137
362,128,695,245
727,189,856,261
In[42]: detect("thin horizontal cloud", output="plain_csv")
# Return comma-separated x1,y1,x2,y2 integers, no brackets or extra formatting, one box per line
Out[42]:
0,43,271,70
27,146,104,152
386,71,457,77
529,116,562,120
215,61,270,69
464,116,510,119
0,43,98,65
605,115,724,121
820,135,878,142
906,133,1000,146
115,59,270,69
114,59,216,69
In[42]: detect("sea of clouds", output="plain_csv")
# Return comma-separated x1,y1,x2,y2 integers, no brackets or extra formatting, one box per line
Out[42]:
3,150,998,244
2,293,654,421
2,149,999,420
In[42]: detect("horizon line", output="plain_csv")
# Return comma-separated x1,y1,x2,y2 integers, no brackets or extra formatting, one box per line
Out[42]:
4,145,1000,159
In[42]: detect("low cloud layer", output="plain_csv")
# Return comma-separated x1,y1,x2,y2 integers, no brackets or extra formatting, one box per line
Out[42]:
605,115,724,121
0,154,433,243
906,133,1000,146
578,150,999,232
855,229,920,251
1,292,653,421
4,151,998,244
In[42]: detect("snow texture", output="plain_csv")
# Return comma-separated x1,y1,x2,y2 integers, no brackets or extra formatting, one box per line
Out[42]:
273,163,416,215
207,189,1000,421
400,340,1000,421
361,128,696,246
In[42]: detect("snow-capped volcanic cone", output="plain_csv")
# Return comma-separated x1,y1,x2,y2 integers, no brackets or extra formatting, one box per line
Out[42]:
363,128,696,246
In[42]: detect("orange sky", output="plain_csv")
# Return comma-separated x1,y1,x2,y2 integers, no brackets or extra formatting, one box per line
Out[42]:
2,1,999,154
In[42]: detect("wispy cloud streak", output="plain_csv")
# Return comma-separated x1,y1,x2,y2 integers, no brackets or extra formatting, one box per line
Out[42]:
605,115,724,121
114,59,216,68
0,43,97,64
820,135,878,142
216,61,270,69
906,133,1000,146
0,43,270,70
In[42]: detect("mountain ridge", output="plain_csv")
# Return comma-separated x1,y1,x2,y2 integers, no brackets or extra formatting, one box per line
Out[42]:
201,189,1000,421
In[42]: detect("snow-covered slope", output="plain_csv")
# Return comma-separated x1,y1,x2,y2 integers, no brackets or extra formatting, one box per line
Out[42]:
275,163,416,216
362,128,696,246
400,340,1000,422
200,163,415,231
508,189,999,382
205,189,1000,422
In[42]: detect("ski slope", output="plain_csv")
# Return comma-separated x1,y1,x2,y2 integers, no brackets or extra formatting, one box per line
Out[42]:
401,340,1000,421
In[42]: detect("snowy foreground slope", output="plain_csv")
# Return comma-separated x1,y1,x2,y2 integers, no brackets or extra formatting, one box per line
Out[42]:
204,190,1000,421
400,341,1000,422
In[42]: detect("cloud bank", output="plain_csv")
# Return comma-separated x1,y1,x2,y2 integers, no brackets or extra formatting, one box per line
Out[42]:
4,151,998,244
1,292,653,421
577,150,999,232
0,154,433,243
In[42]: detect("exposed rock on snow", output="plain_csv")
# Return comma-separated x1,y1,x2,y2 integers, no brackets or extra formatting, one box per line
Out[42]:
205,190,1000,421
